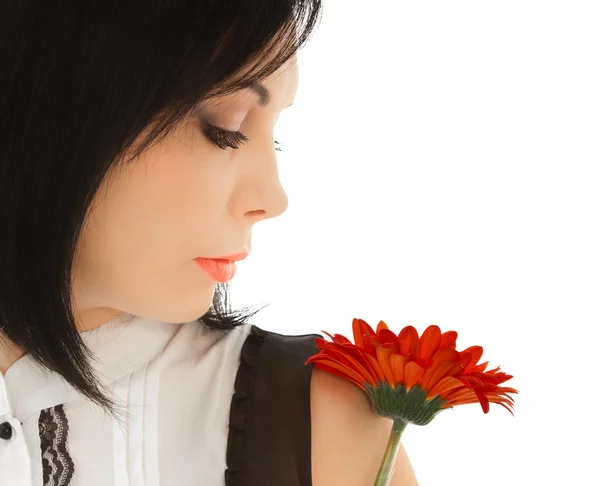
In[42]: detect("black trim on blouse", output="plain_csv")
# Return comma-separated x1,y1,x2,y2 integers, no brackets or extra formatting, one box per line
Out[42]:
39,404,75,485
225,325,323,486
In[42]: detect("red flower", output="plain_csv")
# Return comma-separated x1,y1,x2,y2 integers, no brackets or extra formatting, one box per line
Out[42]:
305,318,518,425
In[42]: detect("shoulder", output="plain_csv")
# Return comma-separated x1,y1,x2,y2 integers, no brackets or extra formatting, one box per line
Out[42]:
310,367,419,486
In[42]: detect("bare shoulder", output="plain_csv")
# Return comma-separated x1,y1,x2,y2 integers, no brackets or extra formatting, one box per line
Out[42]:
310,367,420,486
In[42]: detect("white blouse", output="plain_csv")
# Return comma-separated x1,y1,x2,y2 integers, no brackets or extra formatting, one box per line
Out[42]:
0,313,253,486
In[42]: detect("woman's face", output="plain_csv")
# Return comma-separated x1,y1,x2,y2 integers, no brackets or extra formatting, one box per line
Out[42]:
71,57,299,332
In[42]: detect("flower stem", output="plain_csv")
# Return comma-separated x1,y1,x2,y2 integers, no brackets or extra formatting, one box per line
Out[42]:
373,418,408,486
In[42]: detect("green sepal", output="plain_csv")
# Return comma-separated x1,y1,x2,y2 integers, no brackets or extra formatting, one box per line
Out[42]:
364,382,448,426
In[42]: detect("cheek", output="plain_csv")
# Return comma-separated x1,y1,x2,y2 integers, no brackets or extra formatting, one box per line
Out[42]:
82,152,231,273
144,137,237,234
74,186,191,303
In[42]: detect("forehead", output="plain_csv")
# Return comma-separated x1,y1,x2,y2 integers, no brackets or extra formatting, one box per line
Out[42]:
219,57,299,108
253,55,298,94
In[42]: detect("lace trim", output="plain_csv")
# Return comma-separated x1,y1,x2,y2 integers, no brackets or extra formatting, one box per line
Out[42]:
39,404,75,486
224,325,267,486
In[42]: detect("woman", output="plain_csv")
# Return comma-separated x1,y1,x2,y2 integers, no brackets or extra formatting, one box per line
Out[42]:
0,1,418,484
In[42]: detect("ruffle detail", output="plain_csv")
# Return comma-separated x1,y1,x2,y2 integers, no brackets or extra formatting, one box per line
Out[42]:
224,325,268,486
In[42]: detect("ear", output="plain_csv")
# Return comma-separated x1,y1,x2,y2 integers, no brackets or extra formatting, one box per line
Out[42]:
310,367,419,486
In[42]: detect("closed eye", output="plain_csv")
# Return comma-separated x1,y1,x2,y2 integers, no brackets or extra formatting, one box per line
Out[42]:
200,123,282,152
201,123,249,150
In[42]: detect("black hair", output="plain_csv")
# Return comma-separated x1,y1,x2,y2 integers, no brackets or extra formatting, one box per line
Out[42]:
0,0,322,428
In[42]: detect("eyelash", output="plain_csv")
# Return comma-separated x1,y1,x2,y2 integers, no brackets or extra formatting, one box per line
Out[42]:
200,123,282,152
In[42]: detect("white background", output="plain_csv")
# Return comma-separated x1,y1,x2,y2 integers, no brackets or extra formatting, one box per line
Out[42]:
229,2,600,485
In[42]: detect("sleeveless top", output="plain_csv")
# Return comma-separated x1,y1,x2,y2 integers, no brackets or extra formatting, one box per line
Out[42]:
0,314,323,485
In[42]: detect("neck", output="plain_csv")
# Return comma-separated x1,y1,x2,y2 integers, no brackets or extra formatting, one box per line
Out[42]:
0,337,25,376
0,308,126,375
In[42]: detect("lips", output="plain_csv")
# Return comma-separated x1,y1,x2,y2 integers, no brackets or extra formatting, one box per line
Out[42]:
195,258,237,282
198,252,248,262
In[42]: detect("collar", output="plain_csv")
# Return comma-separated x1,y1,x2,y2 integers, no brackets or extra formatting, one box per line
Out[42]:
0,313,182,419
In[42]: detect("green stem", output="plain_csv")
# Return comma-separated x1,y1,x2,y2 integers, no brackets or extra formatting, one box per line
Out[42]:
373,418,408,486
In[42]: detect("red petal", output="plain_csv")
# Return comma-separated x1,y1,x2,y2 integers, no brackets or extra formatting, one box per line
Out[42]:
493,401,515,416
427,376,465,399
420,325,442,360
331,333,353,345
323,347,378,387
365,353,387,383
363,335,380,357
352,318,365,349
398,326,419,355
413,357,433,369
322,331,337,342
313,362,367,391
404,361,425,389
379,328,398,346
376,320,390,334
310,345,355,369
411,338,420,358
460,375,484,388
462,346,484,373
443,387,477,405
432,348,460,362
475,390,490,413
343,346,383,384
488,396,516,416
440,330,458,349
490,372,514,385
472,361,489,373
312,359,370,390
459,350,472,368
390,353,407,384
359,318,377,337
421,360,462,391
376,346,397,386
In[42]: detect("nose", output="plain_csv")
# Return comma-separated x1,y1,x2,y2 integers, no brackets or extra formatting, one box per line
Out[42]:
231,139,289,224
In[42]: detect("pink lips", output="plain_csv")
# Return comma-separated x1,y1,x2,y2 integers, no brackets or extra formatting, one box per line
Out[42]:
203,252,248,262
194,252,248,282
195,258,236,282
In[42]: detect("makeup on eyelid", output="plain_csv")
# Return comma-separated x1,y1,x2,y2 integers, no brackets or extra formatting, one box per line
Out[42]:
210,111,246,132
228,112,246,129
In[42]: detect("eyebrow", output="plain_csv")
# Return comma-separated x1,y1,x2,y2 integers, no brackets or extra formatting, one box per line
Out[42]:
250,82,295,108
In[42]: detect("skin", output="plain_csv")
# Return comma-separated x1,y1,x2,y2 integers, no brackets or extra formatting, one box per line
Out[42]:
0,56,298,374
